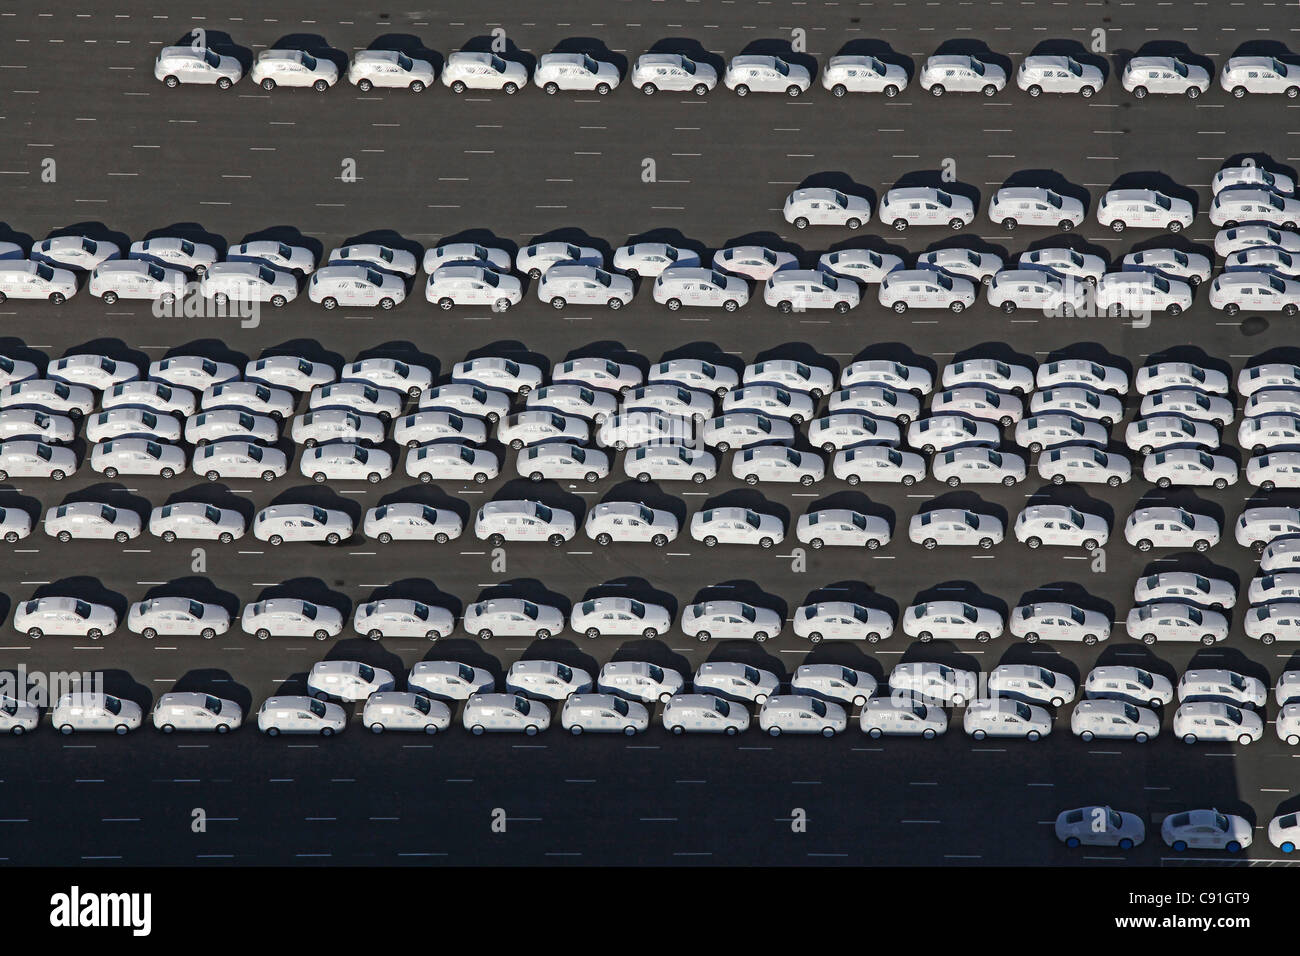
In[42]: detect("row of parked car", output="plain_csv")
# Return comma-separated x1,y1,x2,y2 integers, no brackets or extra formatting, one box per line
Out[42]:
153,41,1300,101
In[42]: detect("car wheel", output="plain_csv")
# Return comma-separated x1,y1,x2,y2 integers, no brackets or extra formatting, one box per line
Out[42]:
325,533,341,545
950,301,966,313
918,630,932,643
313,79,329,92
892,301,907,313
834,300,851,314
1026,84,1042,97
114,532,129,543
972,729,986,740
608,297,624,310
550,296,567,309
1066,836,1081,847
103,466,118,479
1079,731,1094,743
982,84,998,97
261,78,276,91
930,84,945,96
270,294,286,308
777,300,793,314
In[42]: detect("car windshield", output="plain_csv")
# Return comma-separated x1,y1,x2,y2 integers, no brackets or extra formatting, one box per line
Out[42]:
773,58,790,76
713,697,730,716
1172,58,1188,77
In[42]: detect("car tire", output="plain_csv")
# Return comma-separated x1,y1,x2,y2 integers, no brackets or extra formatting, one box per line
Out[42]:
982,84,998,97
972,729,986,740
930,84,945,97
918,631,932,643
261,78,276,91
1080,731,1094,742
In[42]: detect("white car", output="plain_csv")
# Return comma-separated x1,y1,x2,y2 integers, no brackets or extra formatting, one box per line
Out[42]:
1096,189,1194,233
1126,603,1229,645
690,506,784,548
876,187,976,231
1162,809,1253,852
987,269,1086,314
242,599,344,641
758,696,847,737
1249,452,1300,489
185,409,277,445
841,362,932,398
1039,445,1131,486
833,445,927,485
1246,604,1300,644
1180,671,1264,709
1096,272,1193,316
615,243,700,279
44,502,142,542
53,693,142,735
817,248,904,285
194,441,288,481
441,51,528,94
420,383,511,423
1140,362,1229,396
662,694,750,735
534,52,620,95
148,501,245,543
584,501,679,546
200,262,297,307
0,694,39,735
353,599,455,641
1210,188,1300,230
806,411,899,452
405,442,499,484
128,597,230,640
308,661,396,702
1009,603,1111,646
1209,271,1300,316
463,598,565,640
1135,571,1235,608
88,260,186,304
694,662,780,705
1261,536,1300,572
889,661,979,706
743,360,834,399
933,446,1026,486
630,53,717,96
1216,225,1300,258
309,382,402,421
258,697,347,736
571,597,672,640
425,264,523,311
860,699,949,738
452,356,544,395
1213,164,1295,196
1124,506,1219,551
1016,54,1103,96
0,409,75,443
526,385,617,424
552,357,641,393
711,245,797,282
422,242,512,274
561,694,650,736
0,355,39,389
909,508,1004,550
988,188,1086,231
408,661,494,701
1279,705,1300,744
782,189,871,230
14,596,118,639
788,664,876,709
0,506,32,543
1015,414,1107,454
0,440,76,480
653,267,749,311
31,235,120,272
1240,364,1300,397
915,248,1002,284
878,269,977,313
363,693,451,734
300,442,392,483
103,381,195,417
821,54,909,97
1070,702,1159,743
680,600,782,643
1121,56,1210,98
622,383,713,422
1020,248,1108,287
1235,506,1300,550
308,265,405,310
829,386,922,424
462,694,551,735
1250,572,1300,605
1141,390,1233,427
474,499,576,546
155,45,242,88
1269,812,1300,853
795,508,890,550
516,241,602,280
724,55,811,96
793,601,893,644
1142,448,1235,489
1220,55,1300,97
1014,504,1109,549
732,445,824,485
0,379,94,418
597,411,694,449
517,441,609,482
498,410,588,449
942,358,1034,395
963,699,1052,740
931,386,1022,426
1172,704,1263,746
252,504,353,545
1224,245,1300,278
244,355,336,393
1122,248,1212,287
250,49,339,91
346,50,435,93
919,54,1007,96
131,238,220,277
228,239,316,274
49,354,139,391
364,503,462,544
701,412,794,452
903,600,1004,643
0,261,77,304
1084,665,1174,707
1055,806,1146,848
1031,386,1123,426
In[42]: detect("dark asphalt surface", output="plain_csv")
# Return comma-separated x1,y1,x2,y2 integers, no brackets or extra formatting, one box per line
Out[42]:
1,1,1299,866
